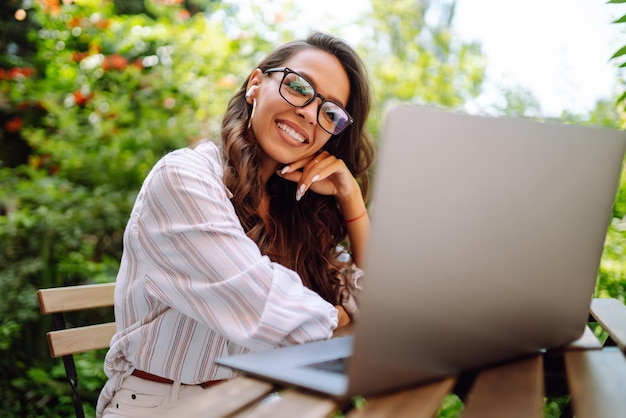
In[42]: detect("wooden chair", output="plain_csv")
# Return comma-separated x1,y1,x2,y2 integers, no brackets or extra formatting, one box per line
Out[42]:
37,282,116,418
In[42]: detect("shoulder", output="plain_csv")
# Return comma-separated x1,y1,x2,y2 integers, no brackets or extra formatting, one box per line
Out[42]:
142,140,230,198
160,140,223,176
190,139,223,163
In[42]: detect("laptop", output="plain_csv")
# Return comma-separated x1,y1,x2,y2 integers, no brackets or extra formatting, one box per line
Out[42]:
217,105,626,399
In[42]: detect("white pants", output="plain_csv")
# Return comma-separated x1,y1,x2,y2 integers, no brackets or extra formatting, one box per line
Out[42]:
101,375,214,417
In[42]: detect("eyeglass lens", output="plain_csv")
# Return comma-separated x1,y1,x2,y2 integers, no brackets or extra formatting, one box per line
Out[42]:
280,72,351,135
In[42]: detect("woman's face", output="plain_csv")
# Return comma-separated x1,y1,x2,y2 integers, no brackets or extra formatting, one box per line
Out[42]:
247,48,350,172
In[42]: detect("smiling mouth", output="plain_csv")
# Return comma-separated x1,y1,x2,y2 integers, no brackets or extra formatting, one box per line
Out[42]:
277,122,307,144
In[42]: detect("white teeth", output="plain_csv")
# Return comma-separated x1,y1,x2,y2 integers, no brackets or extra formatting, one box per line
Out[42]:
277,122,306,143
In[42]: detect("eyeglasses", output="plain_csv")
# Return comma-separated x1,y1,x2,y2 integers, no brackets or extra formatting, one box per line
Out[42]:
264,67,354,136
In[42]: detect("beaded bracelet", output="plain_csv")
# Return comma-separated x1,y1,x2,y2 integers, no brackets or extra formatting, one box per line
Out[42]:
343,209,367,226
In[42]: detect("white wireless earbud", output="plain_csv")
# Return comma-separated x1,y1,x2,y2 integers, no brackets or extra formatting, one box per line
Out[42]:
245,86,257,99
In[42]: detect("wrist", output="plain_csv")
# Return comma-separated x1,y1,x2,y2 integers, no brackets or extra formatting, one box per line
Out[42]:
337,182,364,210
343,209,368,226
339,199,367,224
335,178,362,205
336,180,368,226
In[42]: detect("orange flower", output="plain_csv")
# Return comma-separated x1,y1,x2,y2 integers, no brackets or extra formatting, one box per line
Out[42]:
38,0,61,16
102,54,128,71
72,51,89,63
95,19,110,30
5,117,23,132
73,90,93,106
68,16,82,27
8,67,36,79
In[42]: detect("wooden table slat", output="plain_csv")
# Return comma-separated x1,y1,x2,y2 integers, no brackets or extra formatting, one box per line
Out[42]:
462,354,544,418
590,298,626,350
564,348,626,418
346,377,456,418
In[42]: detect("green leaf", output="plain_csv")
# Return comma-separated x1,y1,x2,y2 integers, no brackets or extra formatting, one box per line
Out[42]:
617,90,626,105
608,0,626,3
610,45,626,60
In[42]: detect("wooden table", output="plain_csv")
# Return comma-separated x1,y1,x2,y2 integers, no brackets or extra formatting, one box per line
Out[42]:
179,298,626,418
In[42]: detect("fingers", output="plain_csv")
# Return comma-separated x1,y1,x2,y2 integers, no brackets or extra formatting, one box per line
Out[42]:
278,152,334,201
281,151,330,175
298,153,333,200
276,152,357,202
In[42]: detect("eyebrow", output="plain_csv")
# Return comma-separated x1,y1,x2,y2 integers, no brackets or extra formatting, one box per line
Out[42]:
296,69,348,108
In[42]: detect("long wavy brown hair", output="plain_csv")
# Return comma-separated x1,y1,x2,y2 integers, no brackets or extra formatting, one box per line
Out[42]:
221,32,375,305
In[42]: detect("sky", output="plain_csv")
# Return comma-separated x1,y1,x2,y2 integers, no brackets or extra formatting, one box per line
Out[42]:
453,0,624,117
229,0,625,118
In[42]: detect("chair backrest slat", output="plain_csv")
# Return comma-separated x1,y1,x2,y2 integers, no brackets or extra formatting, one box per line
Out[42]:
47,322,117,358
37,282,115,314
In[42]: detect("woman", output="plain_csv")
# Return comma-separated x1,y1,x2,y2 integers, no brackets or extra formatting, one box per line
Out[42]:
97,31,375,417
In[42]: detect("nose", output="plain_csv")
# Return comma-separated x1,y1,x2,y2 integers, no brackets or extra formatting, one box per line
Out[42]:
295,98,321,126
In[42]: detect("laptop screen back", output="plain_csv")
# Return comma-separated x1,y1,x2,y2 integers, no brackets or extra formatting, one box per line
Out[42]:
346,105,626,394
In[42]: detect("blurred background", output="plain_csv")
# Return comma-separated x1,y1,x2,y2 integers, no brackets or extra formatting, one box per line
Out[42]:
1,0,625,416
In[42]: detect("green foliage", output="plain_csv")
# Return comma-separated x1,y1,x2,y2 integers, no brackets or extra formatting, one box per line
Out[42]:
437,394,464,417
4,350,106,417
495,86,542,118
610,0,626,110
358,0,486,135
597,0,626,304
544,396,570,418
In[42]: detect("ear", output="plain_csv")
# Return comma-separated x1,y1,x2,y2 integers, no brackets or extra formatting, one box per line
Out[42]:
245,69,263,103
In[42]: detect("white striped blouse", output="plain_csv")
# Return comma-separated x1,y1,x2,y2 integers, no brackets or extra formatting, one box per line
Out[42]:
96,140,343,416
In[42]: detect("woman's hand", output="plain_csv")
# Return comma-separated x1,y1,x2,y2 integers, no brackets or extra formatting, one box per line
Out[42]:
277,151,370,268
276,151,360,204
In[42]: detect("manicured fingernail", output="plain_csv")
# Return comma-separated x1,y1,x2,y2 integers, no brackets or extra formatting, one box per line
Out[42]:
311,175,320,183
281,166,290,175
296,184,306,201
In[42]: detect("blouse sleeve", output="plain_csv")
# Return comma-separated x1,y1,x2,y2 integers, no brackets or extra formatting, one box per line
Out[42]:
128,142,337,350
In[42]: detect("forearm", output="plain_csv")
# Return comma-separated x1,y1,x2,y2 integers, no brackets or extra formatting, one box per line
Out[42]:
345,211,369,268
337,184,370,269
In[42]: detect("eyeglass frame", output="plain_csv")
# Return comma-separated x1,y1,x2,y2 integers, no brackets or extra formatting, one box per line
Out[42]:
263,67,354,136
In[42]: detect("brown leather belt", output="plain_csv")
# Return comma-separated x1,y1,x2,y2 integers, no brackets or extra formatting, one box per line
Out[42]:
131,369,225,388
